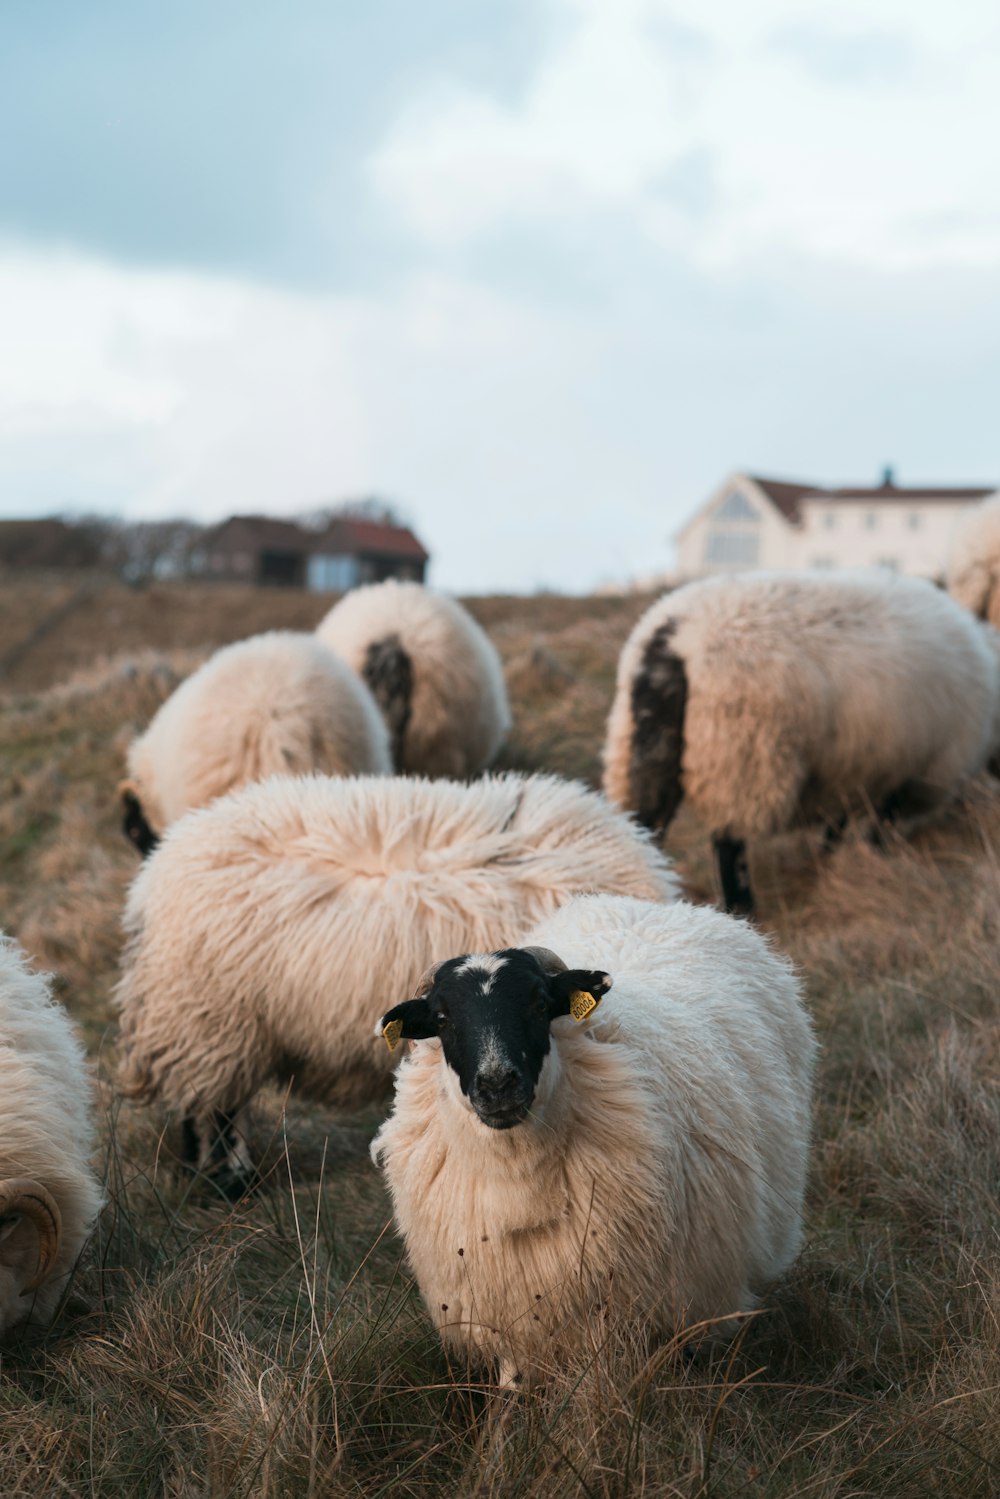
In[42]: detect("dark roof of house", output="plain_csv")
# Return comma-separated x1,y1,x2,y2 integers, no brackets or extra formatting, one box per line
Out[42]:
749,475,994,524
206,516,310,552
206,514,429,561
319,517,429,562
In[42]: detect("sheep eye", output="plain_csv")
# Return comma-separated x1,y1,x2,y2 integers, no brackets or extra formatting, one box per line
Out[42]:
434,1011,449,1030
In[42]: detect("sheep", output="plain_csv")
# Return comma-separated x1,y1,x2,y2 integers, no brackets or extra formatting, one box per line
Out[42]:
119,631,391,856
314,580,511,776
947,495,1000,628
115,772,677,1190
603,569,1000,913
0,937,103,1337
371,892,815,1388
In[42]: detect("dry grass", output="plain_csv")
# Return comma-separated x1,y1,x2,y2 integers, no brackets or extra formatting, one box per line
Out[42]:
1,576,999,1497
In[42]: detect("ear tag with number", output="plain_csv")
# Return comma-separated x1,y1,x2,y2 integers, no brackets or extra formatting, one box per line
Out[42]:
382,1019,404,1052
569,990,600,1023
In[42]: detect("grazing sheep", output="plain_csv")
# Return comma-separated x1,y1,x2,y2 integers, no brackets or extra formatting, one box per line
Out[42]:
947,495,1000,628
603,570,1000,913
372,893,815,1388
0,938,103,1336
315,581,510,776
119,631,391,855
116,773,676,1188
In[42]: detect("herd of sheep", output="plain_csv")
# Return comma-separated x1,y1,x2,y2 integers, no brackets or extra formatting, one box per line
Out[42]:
4,513,1000,1389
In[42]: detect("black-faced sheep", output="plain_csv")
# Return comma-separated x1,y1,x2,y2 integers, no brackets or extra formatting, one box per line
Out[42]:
372,893,815,1388
947,495,1000,628
115,773,677,1190
603,570,1000,913
315,581,510,776
120,631,391,855
0,937,103,1337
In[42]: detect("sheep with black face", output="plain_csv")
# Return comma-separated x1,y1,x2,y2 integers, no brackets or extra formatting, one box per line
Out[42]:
372,894,815,1389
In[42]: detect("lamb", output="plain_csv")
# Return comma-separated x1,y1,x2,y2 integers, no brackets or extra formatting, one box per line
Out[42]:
0,937,104,1337
371,892,815,1388
314,580,511,776
116,772,677,1189
119,631,391,855
603,569,1000,913
947,495,1000,628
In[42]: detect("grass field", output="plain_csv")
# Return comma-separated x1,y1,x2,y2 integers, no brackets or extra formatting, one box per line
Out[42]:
1,573,999,1497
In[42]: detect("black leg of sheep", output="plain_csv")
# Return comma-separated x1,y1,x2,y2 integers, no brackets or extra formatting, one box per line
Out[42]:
713,834,754,915
181,1111,255,1203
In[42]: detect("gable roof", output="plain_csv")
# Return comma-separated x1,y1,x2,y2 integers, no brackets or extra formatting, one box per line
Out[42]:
318,517,429,562
748,475,994,525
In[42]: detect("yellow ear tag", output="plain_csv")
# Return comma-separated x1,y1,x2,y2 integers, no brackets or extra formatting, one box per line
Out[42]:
383,1019,404,1052
569,990,600,1023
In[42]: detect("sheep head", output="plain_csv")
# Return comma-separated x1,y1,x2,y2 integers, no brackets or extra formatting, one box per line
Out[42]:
379,948,613,1129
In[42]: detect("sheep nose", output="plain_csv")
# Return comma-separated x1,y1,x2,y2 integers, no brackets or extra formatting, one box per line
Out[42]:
473,1068,524,1109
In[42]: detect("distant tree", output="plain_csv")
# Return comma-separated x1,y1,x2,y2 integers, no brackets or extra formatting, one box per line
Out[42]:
101,519,205,582
298,497,412,531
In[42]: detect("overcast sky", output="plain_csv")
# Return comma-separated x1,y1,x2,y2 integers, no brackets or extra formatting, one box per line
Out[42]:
2,0,999,592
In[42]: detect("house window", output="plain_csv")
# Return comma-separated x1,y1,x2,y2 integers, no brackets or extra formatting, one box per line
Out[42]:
714,489,759,521
811,557,834,570
876,558,899,572
865,511,878,530
703,489,760,568
704,530,759,566
908,511,921,530
308,553,359,591
823,512,837,530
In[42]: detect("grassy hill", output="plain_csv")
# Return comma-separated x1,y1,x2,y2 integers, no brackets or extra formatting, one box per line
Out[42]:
1,575,998,1497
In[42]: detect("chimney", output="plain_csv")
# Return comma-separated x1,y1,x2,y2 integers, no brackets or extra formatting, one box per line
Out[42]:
881,465,895,488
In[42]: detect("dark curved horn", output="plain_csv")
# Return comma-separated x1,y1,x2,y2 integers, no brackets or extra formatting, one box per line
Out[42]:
521,946,567,975
0,1178,62,1294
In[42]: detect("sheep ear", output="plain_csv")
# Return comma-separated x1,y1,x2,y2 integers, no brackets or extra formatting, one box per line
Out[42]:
547,970,613,1024
378,998,437,1052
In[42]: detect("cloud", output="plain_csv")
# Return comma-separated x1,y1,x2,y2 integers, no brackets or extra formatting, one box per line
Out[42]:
370,0,1000,273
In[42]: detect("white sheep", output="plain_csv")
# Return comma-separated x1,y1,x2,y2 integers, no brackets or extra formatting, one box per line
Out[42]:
116,773,677,1189
947,495,1000,628
120,631,391,855
315,580,511,776
371,892,815,1388
603,569,1000,912
0,937,103,1337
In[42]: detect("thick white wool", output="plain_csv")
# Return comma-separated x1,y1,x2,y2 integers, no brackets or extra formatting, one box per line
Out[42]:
316,581,510,776
372,894,815,1385
0,938,103,1336
116,773,678,1122
124,630,391,834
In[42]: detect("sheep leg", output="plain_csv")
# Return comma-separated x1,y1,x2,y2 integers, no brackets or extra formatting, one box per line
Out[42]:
181,1109,256,1199
713,835,754,915
821,810,848,852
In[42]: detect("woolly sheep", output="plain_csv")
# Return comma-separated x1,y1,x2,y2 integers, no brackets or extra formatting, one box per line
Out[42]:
372,892,815,1388
947,495,1000,628
603,569,1000,913
116,772,677,1189
0,937,103,1337
315,580,511,776
120,631,391,855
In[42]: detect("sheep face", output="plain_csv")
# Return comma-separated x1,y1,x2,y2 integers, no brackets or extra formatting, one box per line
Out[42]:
379,949,612,1130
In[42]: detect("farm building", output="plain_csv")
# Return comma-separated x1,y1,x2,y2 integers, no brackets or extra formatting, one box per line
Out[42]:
676,469,997,580
0,518,105,571
195,514,429,589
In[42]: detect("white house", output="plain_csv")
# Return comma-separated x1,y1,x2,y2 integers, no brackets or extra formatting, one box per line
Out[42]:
675,470,997,580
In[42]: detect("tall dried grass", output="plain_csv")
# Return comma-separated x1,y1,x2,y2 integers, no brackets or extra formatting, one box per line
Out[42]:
1,580,999,1497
